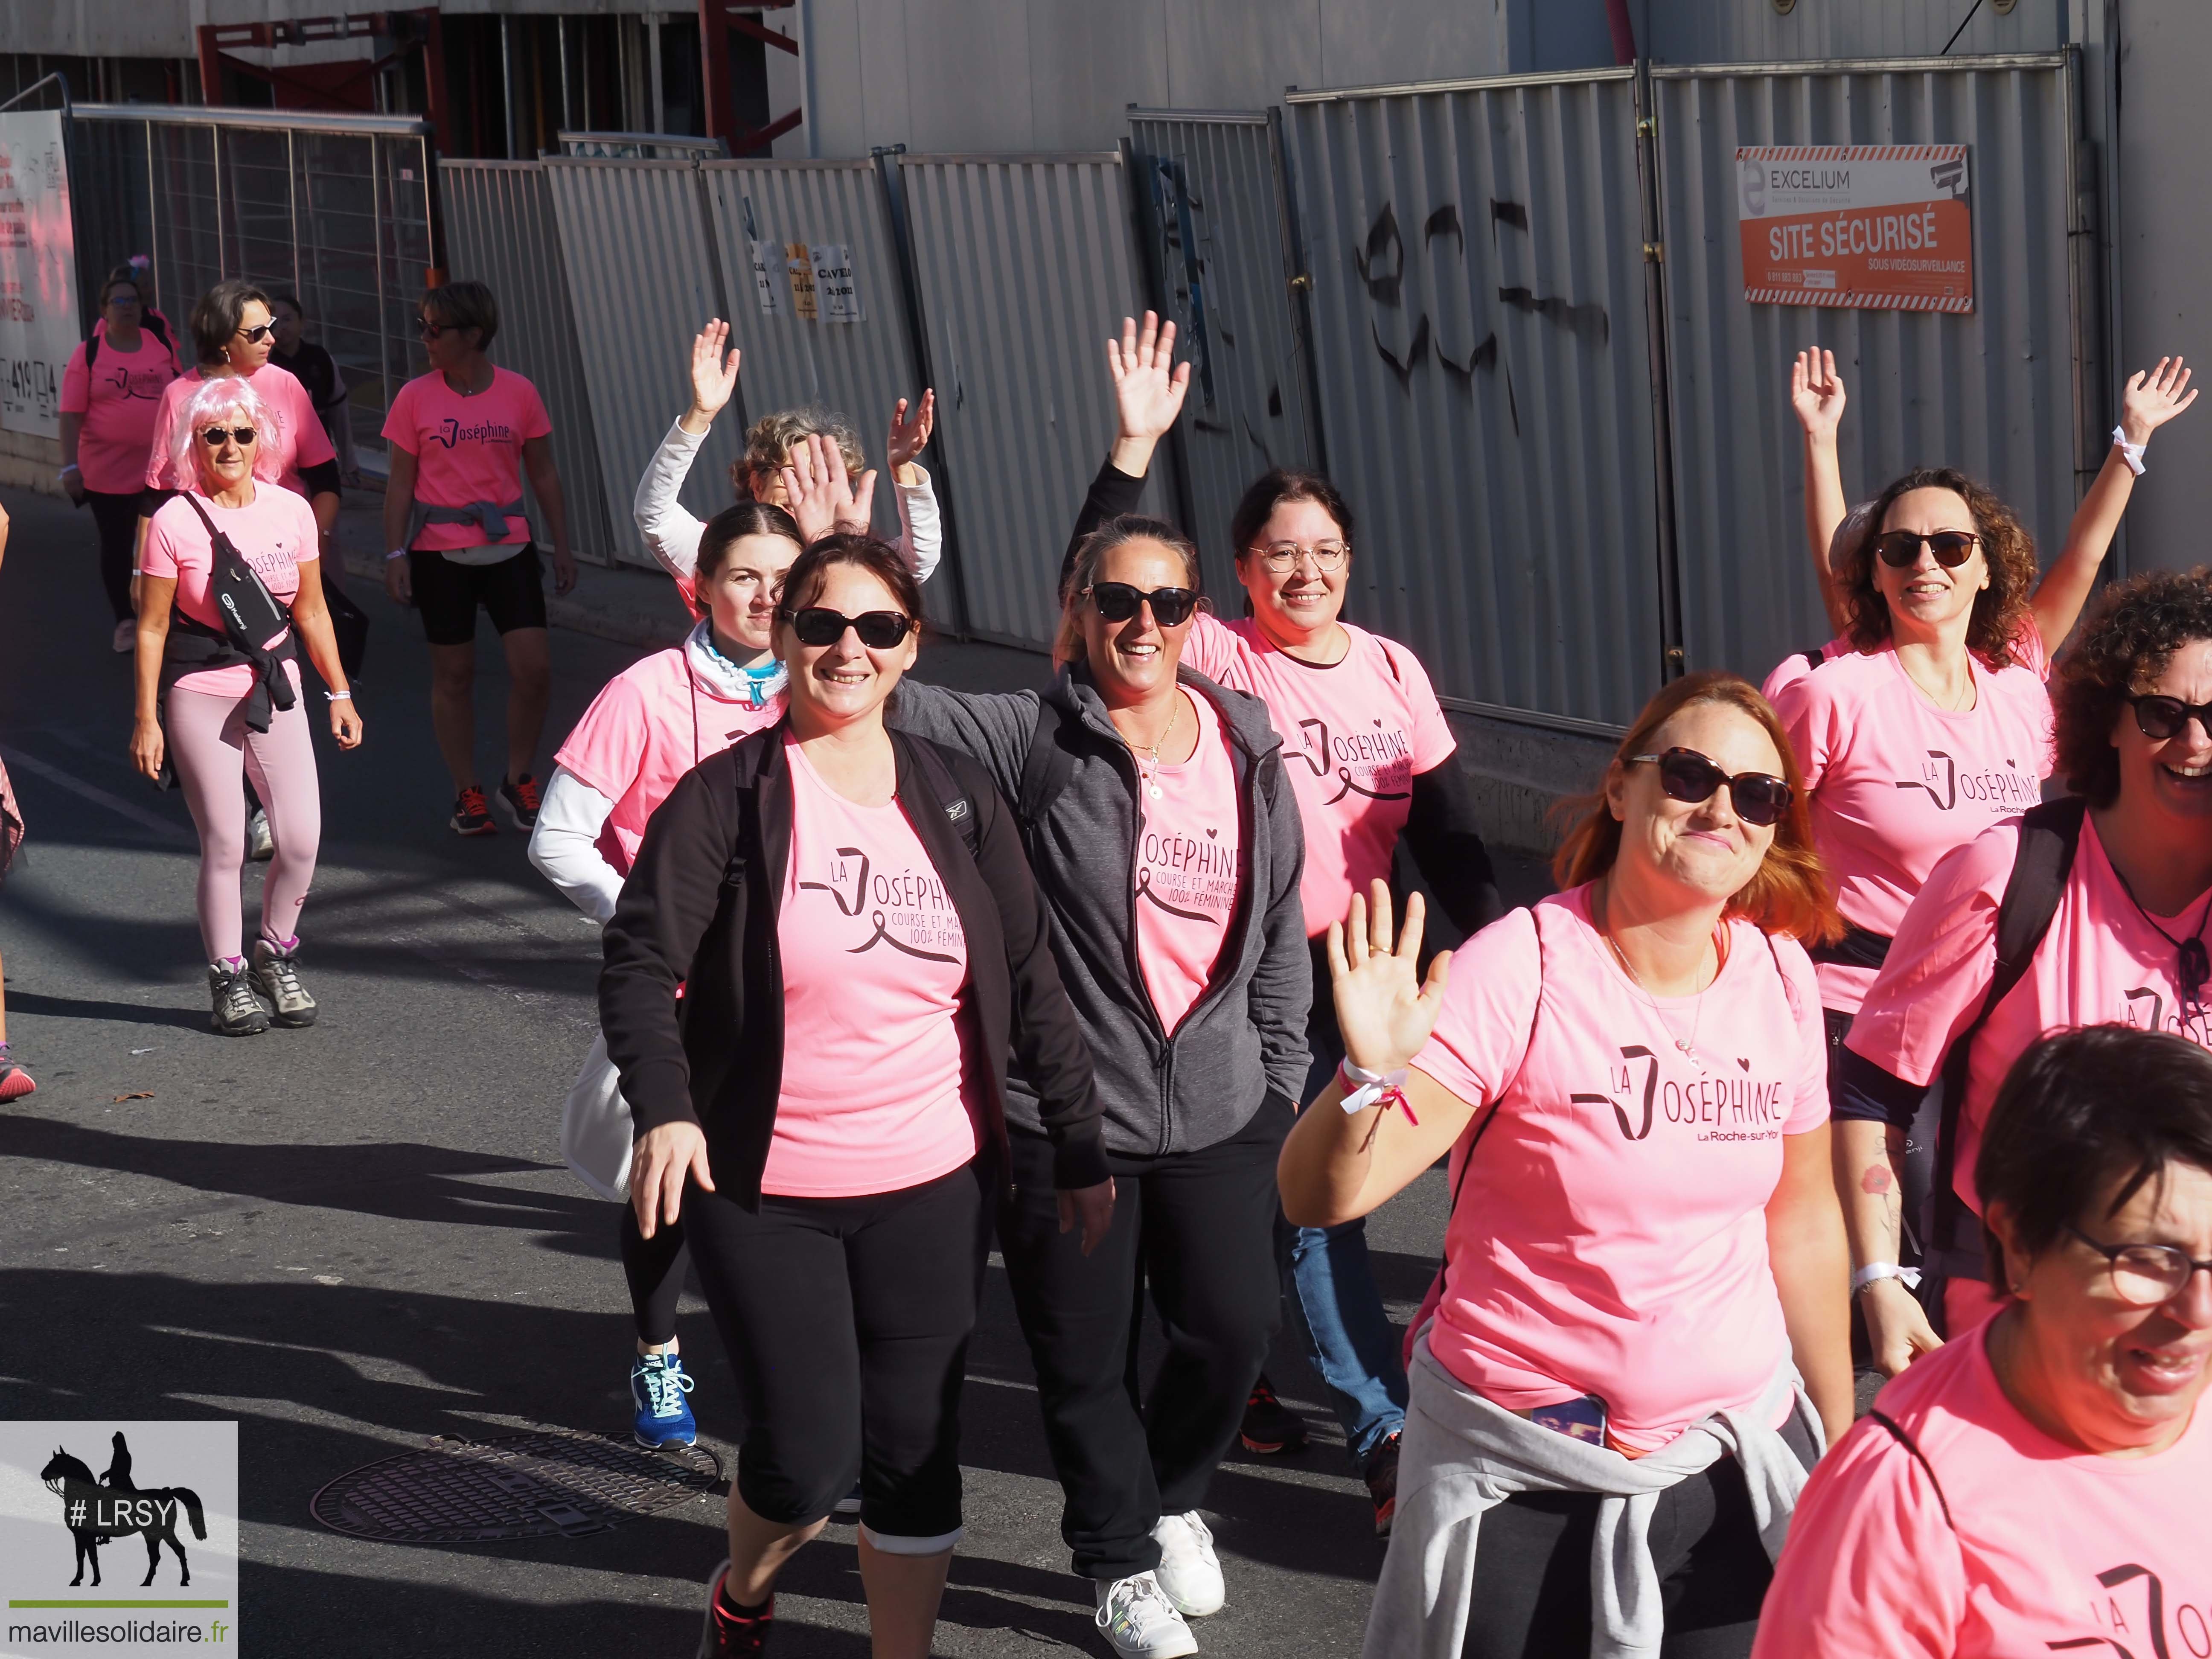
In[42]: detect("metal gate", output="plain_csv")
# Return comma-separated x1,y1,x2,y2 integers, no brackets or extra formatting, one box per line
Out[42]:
1126,109,1320,596
440,160,615,566
1653,52,2090,684
67,104,437,469
1283,69,1665,729
898,153,1174,652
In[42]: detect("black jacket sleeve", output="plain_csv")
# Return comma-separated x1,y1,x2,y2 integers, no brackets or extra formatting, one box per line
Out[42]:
1061,456,1150,585
298,459,343,501
1404,760,1504,937
964,757,1110,1189
598,762,734,1136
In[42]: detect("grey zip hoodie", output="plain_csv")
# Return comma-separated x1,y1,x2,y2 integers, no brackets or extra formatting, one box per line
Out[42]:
892,664,1311,1158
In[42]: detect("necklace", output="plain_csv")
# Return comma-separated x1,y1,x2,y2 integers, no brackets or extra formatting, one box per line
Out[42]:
1127,693,1182,801
1595,881,1718,1062
2106,861,2212,1028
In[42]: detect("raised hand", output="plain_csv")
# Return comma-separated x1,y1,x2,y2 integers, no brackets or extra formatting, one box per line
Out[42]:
780,432,878,543
687,318,742,422
1327,882,1450,1077
2120,356,2198,447
1790,346,1846,442
886,390,935,475
1108,311,1191,447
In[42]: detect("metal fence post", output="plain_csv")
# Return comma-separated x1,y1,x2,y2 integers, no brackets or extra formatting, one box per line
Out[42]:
1118,134,1200,545
1633,58,1686,685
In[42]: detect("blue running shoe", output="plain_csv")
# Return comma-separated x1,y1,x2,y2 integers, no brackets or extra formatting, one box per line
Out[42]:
631,1351,697,1448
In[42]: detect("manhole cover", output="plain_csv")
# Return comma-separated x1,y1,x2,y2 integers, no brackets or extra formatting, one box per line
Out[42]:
311,1428,722,1543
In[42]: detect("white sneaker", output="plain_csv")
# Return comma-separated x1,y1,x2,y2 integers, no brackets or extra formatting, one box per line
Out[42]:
1094,1572,1197,1659
112,618,137,654
247,808,275,862
1149,1511,1225,1618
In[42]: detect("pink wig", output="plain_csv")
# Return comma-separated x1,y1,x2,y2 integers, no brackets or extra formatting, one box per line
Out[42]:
171,375,280,493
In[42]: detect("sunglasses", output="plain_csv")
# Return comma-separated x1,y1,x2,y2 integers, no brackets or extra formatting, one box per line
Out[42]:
786,607,916,649
2129,693,2212,743
1086,582,1199,627
1874,529,1981,569
234,323,276,345
1628,747,1795,828
418,317,463,340
198,425,259,446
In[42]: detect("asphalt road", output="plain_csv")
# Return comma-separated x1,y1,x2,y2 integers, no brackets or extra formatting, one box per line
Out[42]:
0,484,1557,1658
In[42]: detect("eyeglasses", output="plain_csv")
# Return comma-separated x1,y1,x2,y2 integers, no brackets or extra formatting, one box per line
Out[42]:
1627,747,1795,828
2064,1222,2212,1308
2128,694,2212,743
1247,540,1350,574
1874,529,1981,569
785,607,916,649
1086,582,1200,627
234,323,276,345
418,317,462,340
198,426,259,446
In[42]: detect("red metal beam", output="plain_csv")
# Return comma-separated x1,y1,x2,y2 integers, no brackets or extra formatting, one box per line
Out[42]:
729,14,798,54
729,106,802,155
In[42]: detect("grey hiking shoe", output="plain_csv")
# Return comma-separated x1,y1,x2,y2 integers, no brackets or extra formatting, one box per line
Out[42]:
209,960,271,1036
250,938,318,1027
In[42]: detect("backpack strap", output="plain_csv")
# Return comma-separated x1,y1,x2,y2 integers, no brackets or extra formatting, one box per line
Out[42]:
83,331,99,372
1866,1409,1957,1532
1016,696,1075,824
905,736,984,862
1919,796,2086,1324
1802,647,1825,672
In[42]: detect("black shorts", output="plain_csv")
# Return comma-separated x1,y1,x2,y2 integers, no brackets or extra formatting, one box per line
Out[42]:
408,544,547,646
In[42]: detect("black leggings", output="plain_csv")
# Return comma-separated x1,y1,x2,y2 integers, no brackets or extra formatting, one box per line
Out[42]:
617,1205,689,1346
1459,1413,1821,1659
87,490,140,622
682,1161,990,1543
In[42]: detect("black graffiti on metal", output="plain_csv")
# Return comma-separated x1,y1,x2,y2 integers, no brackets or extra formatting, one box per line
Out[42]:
1355,194,1609,414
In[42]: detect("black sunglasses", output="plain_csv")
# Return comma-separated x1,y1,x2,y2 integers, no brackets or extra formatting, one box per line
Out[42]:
235,322,276,345
198,425,259,446
1628,747,1795,828
2129,694,2212,743
786,607,916,649
1087,582,1199,628
1875,529,1981,569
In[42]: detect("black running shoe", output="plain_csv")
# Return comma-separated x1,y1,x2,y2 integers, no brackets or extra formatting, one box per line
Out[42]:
496,773,541,832
697,1561,773,1656
1363,1430,1402,1537
1238,1373,1308,1455
451,785,497,836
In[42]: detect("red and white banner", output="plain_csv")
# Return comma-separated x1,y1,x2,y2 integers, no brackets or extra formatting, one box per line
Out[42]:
1735,144,1972,313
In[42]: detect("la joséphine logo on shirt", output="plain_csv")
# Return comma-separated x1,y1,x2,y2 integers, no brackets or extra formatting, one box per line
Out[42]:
1291,716,1413,803
797,846,960,963
1570,1045,1788,1144
1892,748,2040,813
431,416,516,449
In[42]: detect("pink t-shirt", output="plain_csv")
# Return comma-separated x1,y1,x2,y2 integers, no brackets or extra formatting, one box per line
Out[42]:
1134,687,1245,1035
1759,634,1848,703
1183,616,1456,937
140,487,318,698
381,367,550,552
1773,638,2053,1012
765,738,981,1198
1410,890,1829,1451
143,363,335,497
60,332,183,493
1754,1313,2212,1658
554,652,782,876
1846,812,2212,1219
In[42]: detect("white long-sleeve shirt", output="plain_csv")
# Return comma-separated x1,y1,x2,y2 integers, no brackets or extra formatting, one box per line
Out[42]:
529,767,624,923
631,417,941,588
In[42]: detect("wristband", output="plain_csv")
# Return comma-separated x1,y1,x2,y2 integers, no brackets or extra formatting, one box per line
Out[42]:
1851,1261,1921,1296
2112,426,2147,477
385,548,409,562
325,690,352,702
1339,1059,1417,1125
59,463,80,477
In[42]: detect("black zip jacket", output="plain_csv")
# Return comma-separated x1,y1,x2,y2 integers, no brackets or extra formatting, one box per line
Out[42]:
598,722,1108,1205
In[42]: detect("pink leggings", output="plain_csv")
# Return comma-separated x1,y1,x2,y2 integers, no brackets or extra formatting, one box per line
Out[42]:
166,681,322,963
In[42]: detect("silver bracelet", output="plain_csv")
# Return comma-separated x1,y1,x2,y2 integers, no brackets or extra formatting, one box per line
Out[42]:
325,690,353,702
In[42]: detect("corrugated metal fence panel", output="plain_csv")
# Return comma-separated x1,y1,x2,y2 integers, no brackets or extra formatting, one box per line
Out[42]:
1649,3,2063,67
439,160,615,566
1127,111,1316,592
697,160,951,622
1655,55,2080,685
1285,70,1661,728
899,153,1174,651
542,158,742,571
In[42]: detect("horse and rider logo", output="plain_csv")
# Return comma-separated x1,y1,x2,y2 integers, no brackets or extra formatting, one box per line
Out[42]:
38,1431,209,1587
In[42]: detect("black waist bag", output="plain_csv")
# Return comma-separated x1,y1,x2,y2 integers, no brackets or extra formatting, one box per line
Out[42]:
152,497,302,789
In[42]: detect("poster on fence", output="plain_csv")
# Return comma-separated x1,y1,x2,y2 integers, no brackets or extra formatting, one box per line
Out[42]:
784,242,818,321
0,110,81,437
809,245,862,323
748,240,783,315
1736,144,1972,313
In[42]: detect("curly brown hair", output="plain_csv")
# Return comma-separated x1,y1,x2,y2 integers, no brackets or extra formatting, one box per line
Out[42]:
2051,567,2212,808
1552,671,1840,944
1838,467,2038,672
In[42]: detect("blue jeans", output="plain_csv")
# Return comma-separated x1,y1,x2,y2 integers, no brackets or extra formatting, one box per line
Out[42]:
1278,979,1409,1464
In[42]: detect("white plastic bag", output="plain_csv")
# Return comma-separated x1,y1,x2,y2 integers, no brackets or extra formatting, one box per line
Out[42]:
562,1033,633,1202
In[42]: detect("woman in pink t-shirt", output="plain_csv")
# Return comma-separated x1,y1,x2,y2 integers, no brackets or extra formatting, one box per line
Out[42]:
60,266,183,650
1759,1024,2212,1658
1280,670,1852,1659
597,536,1103,1659
1065,314,1503,1524
128,377,363,1038
1839,569,2212,1344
